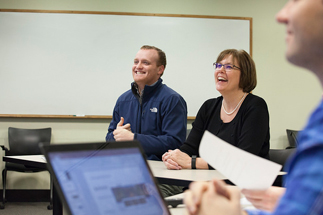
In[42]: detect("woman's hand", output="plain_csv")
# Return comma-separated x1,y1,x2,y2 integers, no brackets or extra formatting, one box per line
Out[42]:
162,150,182,170
164,149,191,169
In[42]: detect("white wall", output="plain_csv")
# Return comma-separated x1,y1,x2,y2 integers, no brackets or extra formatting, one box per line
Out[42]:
0,0,322,189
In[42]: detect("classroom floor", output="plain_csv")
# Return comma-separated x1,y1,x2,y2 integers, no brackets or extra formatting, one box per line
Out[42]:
0,202,179,215
0,202,52,215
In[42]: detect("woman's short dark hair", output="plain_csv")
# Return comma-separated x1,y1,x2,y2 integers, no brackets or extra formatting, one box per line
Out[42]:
216,49,257,93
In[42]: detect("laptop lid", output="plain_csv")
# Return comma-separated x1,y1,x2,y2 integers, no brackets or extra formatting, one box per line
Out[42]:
40,141,171,215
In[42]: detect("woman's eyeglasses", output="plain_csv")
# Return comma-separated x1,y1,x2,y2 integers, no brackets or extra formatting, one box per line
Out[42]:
213,63,241,71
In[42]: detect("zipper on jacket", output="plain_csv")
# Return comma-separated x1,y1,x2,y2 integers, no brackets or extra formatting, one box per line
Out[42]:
138,103,142,134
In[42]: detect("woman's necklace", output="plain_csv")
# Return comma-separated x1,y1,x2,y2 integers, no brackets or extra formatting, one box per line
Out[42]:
222,93,247,115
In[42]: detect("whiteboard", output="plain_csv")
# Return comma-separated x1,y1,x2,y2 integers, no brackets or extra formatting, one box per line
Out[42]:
0,10,251,117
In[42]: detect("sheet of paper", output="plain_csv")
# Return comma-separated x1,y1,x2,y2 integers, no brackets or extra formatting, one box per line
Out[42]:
199,131,282,190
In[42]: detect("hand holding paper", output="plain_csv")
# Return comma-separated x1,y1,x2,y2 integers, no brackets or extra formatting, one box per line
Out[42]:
199,131,282,190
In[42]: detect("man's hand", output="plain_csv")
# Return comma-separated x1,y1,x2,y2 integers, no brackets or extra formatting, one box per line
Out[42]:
116,117,131,130
184,179,244,215
113,117,134,141
241,186,286,212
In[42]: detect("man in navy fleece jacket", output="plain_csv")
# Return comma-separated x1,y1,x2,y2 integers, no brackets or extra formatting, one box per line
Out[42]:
106,45,187,161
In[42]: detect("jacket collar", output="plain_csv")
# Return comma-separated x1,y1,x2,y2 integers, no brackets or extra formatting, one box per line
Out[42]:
131,78,163,100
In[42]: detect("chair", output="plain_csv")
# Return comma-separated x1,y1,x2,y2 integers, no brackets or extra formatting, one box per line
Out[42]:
0,127,53,210
186,128,192,139
269,148,296,187
286,129,300,148
269,148,296,167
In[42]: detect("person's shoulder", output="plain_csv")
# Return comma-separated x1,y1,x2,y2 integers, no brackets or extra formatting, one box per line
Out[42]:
161,84,180,95
195,97,222,117
116,89,135,101
200,96,222,108
246,93,268,107
160,84,185,100
204,96,222,104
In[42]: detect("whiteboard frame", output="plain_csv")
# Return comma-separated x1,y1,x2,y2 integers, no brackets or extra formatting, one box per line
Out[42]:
0,9,252,119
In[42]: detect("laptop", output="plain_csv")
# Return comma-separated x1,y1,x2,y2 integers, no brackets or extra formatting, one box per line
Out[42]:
40,141,171,215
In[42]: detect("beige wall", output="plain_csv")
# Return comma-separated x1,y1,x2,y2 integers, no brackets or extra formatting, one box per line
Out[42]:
0,0,322,189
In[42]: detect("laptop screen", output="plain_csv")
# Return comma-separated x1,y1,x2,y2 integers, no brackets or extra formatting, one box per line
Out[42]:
43,142,170,215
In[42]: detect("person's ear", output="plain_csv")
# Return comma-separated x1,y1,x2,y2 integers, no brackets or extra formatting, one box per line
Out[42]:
158,65,165,76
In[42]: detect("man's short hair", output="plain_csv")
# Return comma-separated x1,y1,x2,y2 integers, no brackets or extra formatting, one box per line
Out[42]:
216,49,257,93
140,45,167,69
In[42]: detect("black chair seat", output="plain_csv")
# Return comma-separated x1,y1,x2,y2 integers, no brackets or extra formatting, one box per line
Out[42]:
0,127,53,210
269,148,296,167
269,148,296,187
6,162,46,172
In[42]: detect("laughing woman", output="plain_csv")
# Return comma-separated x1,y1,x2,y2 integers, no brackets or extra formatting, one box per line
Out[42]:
162,49,269,170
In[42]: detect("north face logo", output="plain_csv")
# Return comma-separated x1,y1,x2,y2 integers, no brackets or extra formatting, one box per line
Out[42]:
150,107,158,113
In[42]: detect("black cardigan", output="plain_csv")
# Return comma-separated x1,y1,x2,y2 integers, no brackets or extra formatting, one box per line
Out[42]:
180,94,270,169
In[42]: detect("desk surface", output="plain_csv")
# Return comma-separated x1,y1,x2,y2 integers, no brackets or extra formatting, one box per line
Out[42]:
4,155,284,180
4,155,46,162
165,193,257,214
148,160,227,186
4,155,223,215
4,155,227,183
3,155,260,215
3,155,47,168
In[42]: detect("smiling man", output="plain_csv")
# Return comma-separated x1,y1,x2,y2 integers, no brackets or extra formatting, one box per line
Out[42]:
106,45,187,161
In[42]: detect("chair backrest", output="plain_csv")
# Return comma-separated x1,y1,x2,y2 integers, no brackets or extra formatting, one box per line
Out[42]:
186,128,192,139
286,129,300,148
269,148,296,168
8,127,52,155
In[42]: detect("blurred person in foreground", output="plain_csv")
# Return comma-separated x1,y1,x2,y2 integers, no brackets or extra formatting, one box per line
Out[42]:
184,1,323,214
